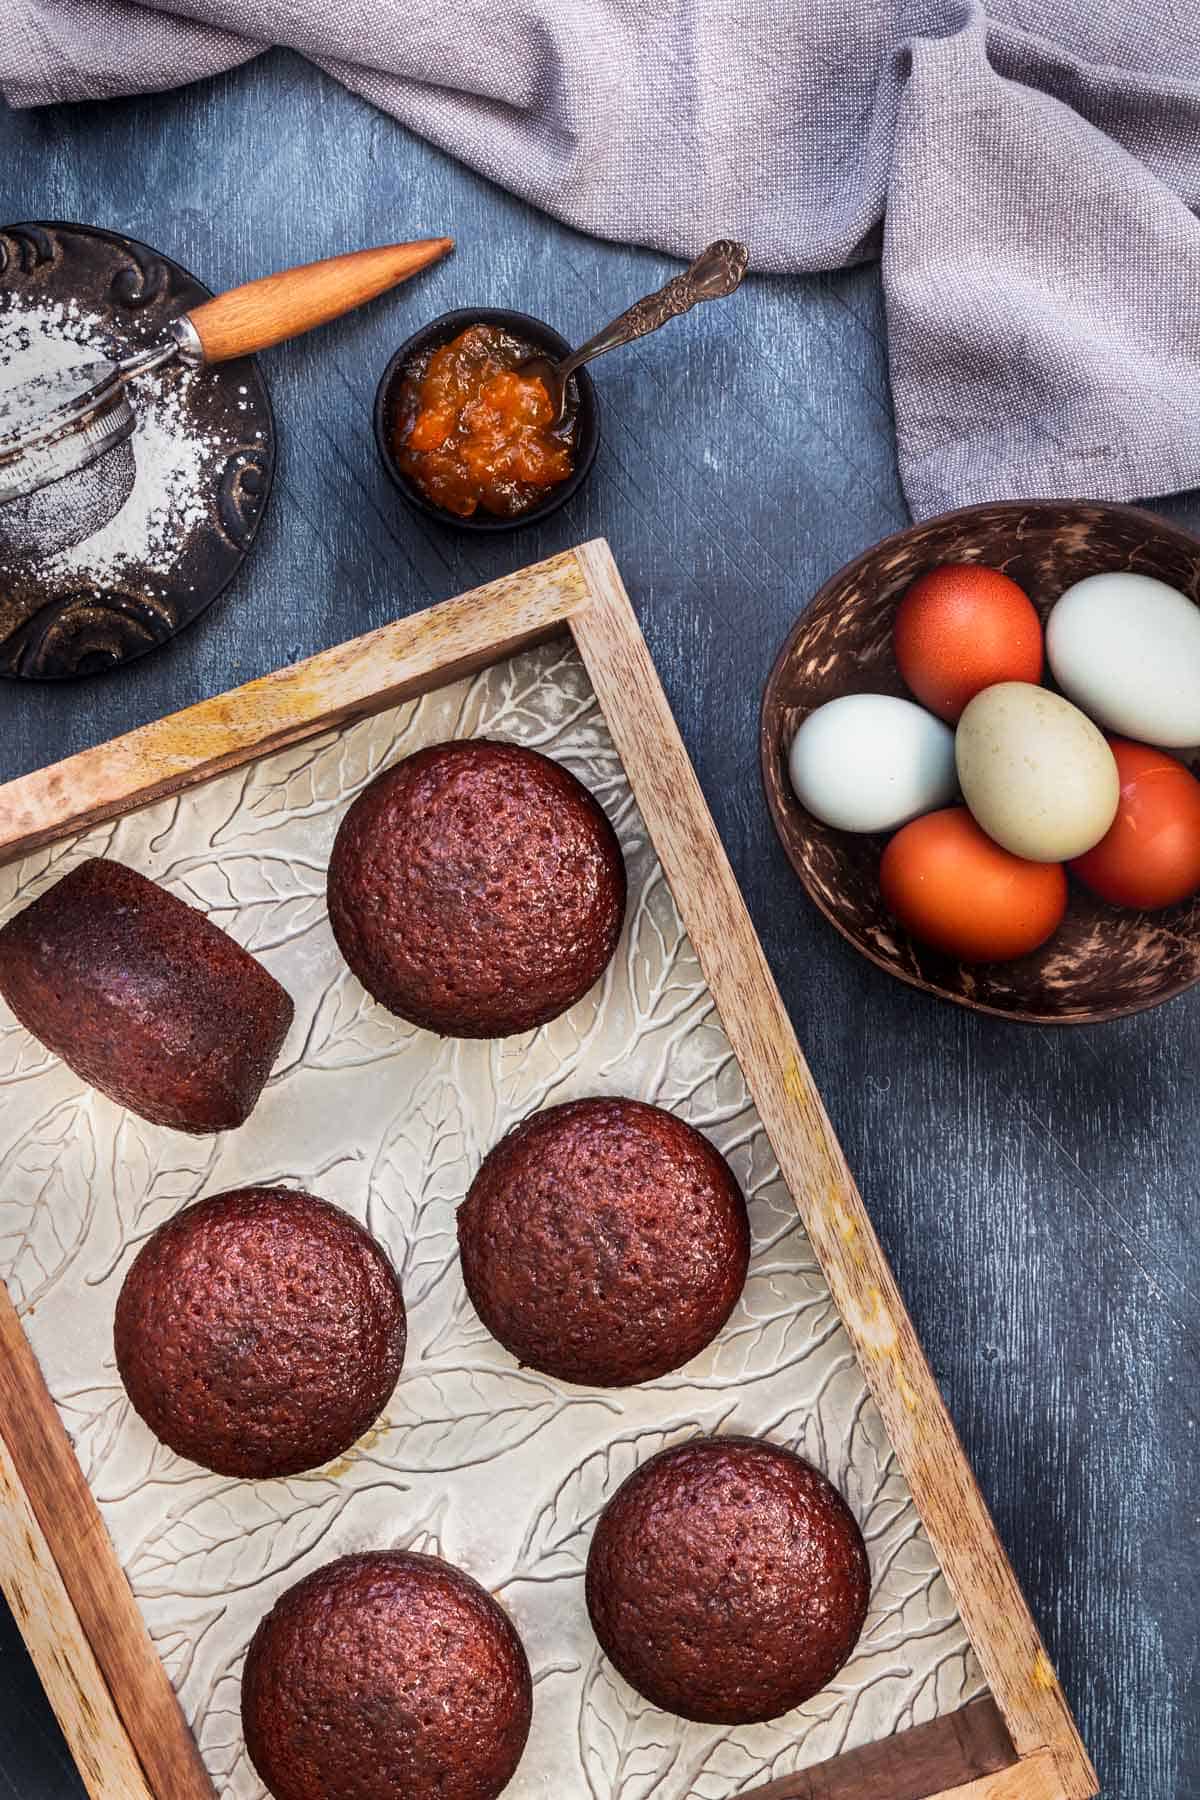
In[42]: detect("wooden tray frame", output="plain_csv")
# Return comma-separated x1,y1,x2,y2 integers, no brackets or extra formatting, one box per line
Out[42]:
0,540,1096,1800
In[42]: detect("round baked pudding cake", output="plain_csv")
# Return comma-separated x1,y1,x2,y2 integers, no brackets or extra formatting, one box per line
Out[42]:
586,1434,870,1722
326,739,626,1038
458,1096,750,1386
242,1549,532,1800
115,1186,406,1478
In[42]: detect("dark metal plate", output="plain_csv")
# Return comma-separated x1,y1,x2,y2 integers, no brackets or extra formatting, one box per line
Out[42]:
0,222,274,680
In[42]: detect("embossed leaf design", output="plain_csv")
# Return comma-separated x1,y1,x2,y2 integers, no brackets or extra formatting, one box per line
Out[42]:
216,694,438,843
758,1355,870,1487
160,853,327,955
152,1602,229,1699
420,1280,493,1362
654,1011,755,1136
0,832,112,916
195,1654,256,1795
741,1144,811,1256
690,1259,841,1388
620,866,702,1041
0,1094,98,1311
489,987,613,1124
57,1382,130,1485
378,1365,606,1473
281,966,413,1075
392,1490,450,1562
0,1016,55,1083
60,1388,215,1518
842,1390,913,1548
514,1418,719,1584
670,1697,866,1800
469,648,596,747
579,1650,680,1800
91,1432,202,1510
221,1152,364,1217
369,1069,472,1308
129,1479,370,1600
90,1115,222,1281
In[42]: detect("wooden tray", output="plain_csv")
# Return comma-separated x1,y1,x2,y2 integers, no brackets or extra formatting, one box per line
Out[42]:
0,541,1095,1800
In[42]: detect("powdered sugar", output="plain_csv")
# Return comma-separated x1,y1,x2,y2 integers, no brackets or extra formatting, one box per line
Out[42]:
0,298,249,585
0,297,106,390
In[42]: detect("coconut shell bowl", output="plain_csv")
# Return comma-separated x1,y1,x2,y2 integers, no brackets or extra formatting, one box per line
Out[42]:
761,499,1200,1024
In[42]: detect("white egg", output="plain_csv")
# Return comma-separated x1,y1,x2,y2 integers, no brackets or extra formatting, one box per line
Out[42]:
788,693,957,833
1046,571,1200,747
956,682,1119,861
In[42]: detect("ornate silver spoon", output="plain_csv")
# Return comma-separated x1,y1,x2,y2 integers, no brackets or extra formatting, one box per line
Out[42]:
520,239,749,422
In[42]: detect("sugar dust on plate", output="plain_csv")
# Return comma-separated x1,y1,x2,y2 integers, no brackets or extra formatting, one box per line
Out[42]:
0,297,226,586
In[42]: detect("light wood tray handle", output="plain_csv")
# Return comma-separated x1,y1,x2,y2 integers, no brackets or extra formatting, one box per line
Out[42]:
0,1283,214,1799
183,237,454,363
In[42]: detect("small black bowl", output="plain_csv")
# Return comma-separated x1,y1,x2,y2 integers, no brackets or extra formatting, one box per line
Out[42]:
373,308,600,533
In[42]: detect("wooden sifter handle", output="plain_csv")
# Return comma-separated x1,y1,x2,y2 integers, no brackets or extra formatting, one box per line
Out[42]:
181,237,454,364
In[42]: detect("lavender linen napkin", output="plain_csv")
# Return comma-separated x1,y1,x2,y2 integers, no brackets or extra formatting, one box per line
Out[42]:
4,0,1199,519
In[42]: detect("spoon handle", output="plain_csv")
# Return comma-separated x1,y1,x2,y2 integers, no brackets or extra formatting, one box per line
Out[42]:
174,238,455,366
559,239,749,381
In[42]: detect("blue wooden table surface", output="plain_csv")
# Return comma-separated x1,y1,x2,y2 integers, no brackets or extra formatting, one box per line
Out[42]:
1,50,1195,1800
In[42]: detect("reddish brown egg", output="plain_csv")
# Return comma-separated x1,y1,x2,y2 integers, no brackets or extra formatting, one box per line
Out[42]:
880,807,1067,962
893,563,1043,721
1070,738,1200,909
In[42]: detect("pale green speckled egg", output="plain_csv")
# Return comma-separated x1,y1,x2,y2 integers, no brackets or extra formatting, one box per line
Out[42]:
956,682,1119,862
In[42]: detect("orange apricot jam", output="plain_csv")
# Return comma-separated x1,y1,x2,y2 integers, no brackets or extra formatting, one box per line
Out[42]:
393,324,577,519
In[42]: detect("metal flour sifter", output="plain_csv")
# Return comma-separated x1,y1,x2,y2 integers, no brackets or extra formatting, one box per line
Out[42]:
0,237,453,562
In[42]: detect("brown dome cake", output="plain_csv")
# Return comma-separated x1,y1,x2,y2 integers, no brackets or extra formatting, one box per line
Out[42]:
242,1549,532,1800
326,739,626,1039
114,1187,405,1478
0,858,292,1133
458,1097,750,1387
586,1435,870,1723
